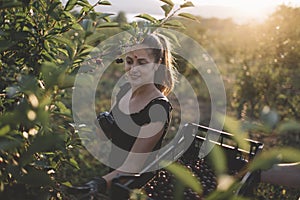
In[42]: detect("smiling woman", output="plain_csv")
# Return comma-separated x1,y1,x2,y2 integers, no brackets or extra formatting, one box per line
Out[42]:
65,32,178,198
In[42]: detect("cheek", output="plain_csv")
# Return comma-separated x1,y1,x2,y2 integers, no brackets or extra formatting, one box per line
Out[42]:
141,66,156,75
124,64,130,72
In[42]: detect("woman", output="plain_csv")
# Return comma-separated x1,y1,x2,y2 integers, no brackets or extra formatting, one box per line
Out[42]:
68,32,177,196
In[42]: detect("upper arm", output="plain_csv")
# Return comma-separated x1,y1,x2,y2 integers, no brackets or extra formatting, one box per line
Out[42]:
117,121,165,173
130,121,165,153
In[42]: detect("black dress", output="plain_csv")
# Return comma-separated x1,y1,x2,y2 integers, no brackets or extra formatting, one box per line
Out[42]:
106,83,172,171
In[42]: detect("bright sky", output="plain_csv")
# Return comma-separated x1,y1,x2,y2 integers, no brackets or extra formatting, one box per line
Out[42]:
189,0,300,22
63,0,300,23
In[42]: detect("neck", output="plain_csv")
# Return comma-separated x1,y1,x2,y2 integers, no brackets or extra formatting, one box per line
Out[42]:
131,83,157,98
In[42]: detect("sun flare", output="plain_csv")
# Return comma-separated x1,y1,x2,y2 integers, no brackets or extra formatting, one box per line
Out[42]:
193,0,288,22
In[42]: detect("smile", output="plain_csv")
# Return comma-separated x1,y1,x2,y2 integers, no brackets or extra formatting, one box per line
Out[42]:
129,74,140,80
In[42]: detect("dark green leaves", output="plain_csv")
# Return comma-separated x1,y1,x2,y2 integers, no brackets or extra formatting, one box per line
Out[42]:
0,0,23,9
0,40,16,53
0,135,23,152
64,0,77,11
97,22,119,28
18,166,53,187
20,134,65,166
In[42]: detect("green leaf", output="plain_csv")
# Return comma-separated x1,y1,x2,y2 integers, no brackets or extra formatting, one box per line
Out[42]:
135,14,158,23
77,45,94,57
161,161,202,194
71,22,84,31
161,4,173,17
160,0,174,6
219,114,249,151
96,22,119,28
207,145,227,175
69,158,80,169
0,125,10,136
276,120,300,134
163,20,185,29
98,0,111,5
249,147,300,171
52,37,76,60
180,1,194,8
76,1,92,9
47,1,61,15
55,101,71,115
178,12,197,20
57,48,69,58
65,0,77,11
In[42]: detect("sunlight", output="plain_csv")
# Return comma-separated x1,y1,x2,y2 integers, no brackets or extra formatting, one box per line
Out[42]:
198,0,274,21
193,0,300,22
230,1,271,20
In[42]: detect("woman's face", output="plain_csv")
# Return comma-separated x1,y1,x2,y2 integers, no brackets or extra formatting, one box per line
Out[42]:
124,47,159,88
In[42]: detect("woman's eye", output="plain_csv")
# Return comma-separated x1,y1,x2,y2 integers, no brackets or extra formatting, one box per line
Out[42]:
126,59,133,65
138,60,148,65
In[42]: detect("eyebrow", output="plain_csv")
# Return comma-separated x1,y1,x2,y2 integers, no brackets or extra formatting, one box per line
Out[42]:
125,56,149,62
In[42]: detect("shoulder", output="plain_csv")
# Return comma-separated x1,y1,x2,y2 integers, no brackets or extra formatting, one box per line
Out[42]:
147,96,173,114
149,88,172,110
145,96,172,124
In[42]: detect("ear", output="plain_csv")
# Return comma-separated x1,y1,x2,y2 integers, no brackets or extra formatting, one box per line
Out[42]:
154,58,162,71
154,63,160,71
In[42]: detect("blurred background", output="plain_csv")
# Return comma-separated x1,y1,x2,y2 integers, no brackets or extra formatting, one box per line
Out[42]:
0,0,299,199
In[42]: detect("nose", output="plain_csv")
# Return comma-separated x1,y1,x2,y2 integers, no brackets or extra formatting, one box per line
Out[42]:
128,61,139,71
129,64,139,73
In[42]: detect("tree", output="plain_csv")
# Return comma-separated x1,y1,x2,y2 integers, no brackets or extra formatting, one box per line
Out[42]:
0,0,118,198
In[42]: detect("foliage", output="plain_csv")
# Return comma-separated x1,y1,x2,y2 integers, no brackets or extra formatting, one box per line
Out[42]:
213,6,300,121
0,0,118,199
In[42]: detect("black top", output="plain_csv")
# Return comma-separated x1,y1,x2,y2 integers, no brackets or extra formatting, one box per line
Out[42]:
107,83,172,170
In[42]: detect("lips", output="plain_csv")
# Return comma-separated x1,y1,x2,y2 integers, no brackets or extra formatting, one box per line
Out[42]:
129,73,140,80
